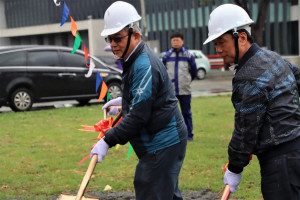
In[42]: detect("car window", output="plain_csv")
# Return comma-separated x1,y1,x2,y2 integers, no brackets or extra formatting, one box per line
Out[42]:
92,59,108,70
28,51,59,66
61,52,86,67
192,52,202,59
0,51,26,66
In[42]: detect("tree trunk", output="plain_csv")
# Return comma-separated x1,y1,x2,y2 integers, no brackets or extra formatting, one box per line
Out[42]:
252,0,271,46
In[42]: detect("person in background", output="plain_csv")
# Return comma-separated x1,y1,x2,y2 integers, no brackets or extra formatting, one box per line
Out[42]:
90,1,188,200
203,4,300,199
104,45,123,70
162,31,197,141
114,59,123,70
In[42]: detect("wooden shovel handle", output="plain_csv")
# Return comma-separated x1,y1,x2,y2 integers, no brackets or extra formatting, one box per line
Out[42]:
104,106,122,120
75,107,122,200
221,185,231,200
75,154,98,200
103,108,107,120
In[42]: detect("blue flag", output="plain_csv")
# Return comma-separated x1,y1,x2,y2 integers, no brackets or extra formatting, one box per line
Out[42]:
96,72,103,93
60,2,69,26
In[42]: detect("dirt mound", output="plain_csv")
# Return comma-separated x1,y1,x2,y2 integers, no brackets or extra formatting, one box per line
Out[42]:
52,189,219,200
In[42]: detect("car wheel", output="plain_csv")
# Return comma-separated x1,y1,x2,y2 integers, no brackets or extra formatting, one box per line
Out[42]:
197,68,206,80
9,88,33,111
77,99,90,106
107,82,122,100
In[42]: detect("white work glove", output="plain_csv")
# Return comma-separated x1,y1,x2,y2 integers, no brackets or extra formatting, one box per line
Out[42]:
102,97,122,116
90,139,109,163
223,169,242,193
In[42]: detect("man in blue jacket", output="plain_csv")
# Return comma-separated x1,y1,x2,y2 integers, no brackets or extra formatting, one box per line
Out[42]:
204,4,300,199
162,31,197,141
90,1,187,200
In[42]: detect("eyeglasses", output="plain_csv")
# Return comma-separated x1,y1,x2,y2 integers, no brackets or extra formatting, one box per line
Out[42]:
105,35,128,43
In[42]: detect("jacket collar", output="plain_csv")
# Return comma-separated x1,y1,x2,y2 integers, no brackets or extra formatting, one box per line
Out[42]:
171,46,186,54
122,41,145,72
235,43,260,72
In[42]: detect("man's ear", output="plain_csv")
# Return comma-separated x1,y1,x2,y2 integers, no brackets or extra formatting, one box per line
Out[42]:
238,32,248,45
133,32,141,40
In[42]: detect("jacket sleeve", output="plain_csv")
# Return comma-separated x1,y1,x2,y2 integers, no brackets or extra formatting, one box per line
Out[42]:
228,82,267,173
288,62,300,94
104,61,155,147
189,54,197,80
162,50,171,67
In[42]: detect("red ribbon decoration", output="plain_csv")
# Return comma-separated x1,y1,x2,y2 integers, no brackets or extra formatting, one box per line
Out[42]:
93,117,114,139
78,116,123,165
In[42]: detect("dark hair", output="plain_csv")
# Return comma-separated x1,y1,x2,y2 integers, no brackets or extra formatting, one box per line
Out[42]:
170,31,184,40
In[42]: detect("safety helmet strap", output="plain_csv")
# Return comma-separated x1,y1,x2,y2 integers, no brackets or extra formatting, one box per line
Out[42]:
120,27,134,64
232,28,239,64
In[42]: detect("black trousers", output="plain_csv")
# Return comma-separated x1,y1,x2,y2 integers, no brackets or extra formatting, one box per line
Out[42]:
260,149,300,200
134,140,187,200
176,95,193,139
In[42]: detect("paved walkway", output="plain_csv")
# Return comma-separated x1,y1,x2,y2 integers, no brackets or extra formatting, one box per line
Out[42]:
192,69,234,97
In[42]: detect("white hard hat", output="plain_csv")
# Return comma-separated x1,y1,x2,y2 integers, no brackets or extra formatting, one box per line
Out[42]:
101,1,142,36
203,4,254,44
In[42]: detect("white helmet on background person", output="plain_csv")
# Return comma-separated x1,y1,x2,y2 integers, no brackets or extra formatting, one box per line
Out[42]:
203,4,254,44
101,1,142,36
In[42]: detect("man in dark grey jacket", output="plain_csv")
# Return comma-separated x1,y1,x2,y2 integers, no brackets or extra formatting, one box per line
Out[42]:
204,4,300,199
90,1,187,200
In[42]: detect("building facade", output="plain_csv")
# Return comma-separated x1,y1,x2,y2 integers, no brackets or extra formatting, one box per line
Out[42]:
0,0,299,64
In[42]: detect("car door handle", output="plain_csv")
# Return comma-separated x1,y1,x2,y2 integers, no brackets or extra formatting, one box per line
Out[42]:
58,73,77,77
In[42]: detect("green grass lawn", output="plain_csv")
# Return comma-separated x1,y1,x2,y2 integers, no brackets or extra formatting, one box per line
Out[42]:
0,95,262,200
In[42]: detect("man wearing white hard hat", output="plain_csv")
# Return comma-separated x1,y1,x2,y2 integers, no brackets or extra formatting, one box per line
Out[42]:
204,4,300,199
90,1,188,199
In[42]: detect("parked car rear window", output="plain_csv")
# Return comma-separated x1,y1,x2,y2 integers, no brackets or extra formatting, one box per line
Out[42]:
61,52,86,67
28,51,59,66
0,51,26,66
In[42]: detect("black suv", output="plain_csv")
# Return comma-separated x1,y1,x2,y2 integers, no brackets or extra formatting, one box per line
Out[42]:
0,45,122,111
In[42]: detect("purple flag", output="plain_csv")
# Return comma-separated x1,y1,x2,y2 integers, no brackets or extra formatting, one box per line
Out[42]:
60,2,69,26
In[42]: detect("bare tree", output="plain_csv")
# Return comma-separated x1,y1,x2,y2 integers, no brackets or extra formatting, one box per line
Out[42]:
234,0,271,46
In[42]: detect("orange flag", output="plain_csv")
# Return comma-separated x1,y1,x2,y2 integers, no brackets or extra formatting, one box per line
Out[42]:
98,81,108,101
70,16,78,37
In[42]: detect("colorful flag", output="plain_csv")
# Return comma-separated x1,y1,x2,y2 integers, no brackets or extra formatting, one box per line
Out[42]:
98,81,108,101
127,144,133,160
85,58,95,78
84,43,89,67
96,72,103,93
70,16,78,37
60,2,69,26
71,32,82,54
106,92,111,102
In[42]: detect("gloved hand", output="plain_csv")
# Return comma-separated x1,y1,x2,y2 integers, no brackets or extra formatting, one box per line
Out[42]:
102,97,122,116
90,139,109,163
107,106,119,116
223,169,242,193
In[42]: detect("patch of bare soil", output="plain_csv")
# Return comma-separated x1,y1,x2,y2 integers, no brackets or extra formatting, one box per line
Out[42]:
47,189,219,200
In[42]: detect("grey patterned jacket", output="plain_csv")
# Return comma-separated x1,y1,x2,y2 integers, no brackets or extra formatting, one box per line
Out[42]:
228,43,300,173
